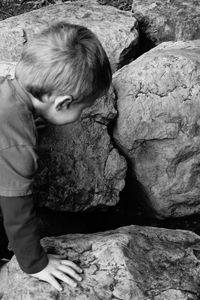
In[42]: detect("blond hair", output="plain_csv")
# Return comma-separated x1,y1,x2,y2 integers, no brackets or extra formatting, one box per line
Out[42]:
15,22,112,102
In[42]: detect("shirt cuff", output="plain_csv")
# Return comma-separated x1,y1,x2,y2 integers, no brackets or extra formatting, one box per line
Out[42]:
21,249,49,274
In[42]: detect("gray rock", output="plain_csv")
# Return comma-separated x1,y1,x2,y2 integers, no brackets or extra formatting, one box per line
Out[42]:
113,40,200,218
1,225,200,299
35,87,127,211
0,0,139,71
131,0,200,44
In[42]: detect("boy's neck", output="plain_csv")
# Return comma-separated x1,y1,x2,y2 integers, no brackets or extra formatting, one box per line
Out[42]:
11,78,36,114
13,78,43,118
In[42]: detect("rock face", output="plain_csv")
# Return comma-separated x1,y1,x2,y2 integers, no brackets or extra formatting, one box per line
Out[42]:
0,61,126,211
0,0,139,70
113,40,200,218
36,88,127,211
131,0,200,45
1,225,200,299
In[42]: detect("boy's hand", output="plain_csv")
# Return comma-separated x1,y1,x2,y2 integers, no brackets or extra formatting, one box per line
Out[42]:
30,254,83,291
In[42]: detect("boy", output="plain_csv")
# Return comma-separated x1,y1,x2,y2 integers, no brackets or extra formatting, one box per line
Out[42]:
0,21,112,291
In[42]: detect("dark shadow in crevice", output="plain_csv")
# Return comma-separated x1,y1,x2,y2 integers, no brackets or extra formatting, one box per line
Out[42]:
117,15,157,70
116,160,158,219
106,112,155,214
133,15,157,59
0,220,11,259
87,116,160,232
117,33,139,69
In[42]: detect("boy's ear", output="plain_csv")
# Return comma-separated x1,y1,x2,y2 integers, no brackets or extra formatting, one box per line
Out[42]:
54,95,73,111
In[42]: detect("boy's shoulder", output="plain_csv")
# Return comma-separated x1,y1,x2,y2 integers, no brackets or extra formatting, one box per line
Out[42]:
0,75,10,82
0,77,36,150
0,76,7,86
0,77,14,104
0,76,17,89
0,77,16,108
0,76,14,93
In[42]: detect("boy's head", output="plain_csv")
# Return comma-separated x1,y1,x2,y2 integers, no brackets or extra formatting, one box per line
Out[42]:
15,21,112,125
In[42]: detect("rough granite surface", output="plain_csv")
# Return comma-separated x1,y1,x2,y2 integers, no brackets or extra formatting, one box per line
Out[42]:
0,0,139,71
35,87,127,211
113,39,200,218
131,0,200,44
1,225,200,299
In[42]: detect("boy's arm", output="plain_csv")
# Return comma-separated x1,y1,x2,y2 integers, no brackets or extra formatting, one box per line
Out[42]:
0,195,83,291
0,147,83,290
0,194,48,274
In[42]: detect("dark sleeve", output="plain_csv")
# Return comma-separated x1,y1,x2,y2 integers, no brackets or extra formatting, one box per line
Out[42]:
0,195,48,274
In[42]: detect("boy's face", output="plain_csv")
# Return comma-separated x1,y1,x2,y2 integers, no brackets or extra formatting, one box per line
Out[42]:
38,94,95,125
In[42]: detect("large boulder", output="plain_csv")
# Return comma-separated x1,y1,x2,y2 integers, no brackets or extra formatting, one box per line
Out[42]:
99,0,200,55
0,0,139,70
1,225,200,299
113,40,200,218
36,89,127,211
131,0,200,44
0,61,127,211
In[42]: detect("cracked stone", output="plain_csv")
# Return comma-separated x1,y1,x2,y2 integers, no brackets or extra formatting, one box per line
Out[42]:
0,0,139,71
1,225,200,299
131,0,200,44
113,39,200,218
34,92,127,211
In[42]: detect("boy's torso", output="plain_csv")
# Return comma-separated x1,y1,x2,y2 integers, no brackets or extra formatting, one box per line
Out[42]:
0,77,38,197
0,77,37,150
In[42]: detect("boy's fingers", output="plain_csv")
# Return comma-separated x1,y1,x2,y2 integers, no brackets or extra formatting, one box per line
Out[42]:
48,254,82,273
46,274,63,292
52,270,77,288
58,265,82,281
60,260,82,273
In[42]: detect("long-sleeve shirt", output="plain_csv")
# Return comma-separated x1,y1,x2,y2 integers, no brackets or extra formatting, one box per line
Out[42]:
0,77,48,273
0,195,48,273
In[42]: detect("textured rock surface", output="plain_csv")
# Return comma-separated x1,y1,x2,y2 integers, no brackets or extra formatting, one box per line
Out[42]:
113,40,200,218
1,225,200,299
35,88,127,211
0,60,127,211
0,0,138,70
131,0,200,44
